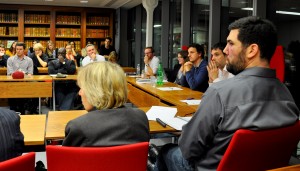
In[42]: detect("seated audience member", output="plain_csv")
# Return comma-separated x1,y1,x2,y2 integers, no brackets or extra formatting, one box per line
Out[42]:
168,50,188,84
5,41,16,57
207,42,234,86
7,42,34,114
48,48,78,110
99,37,116,59
144,47,160,78
65,43,78,67
68,41,82,67
45,40,58,59
180,43,208,92
0,108,24,162
30,43,48,75
108,51,118,64
27,39,39,57
0,44,9,67
154,16,300,171
62,62,150,146
82,44,105,66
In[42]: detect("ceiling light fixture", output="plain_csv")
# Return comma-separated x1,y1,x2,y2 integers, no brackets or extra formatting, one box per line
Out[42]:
242,8,300,16
276,10,300,16
80,0,88,3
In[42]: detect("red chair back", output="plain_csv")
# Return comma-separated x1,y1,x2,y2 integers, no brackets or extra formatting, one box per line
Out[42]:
46,142,149,171
0,152,35,171
217,121,300,171
270,45,285,82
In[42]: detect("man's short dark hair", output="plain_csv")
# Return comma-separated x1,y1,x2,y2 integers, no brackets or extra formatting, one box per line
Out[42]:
228,16,277,61
145,47,155,53
16,42,26,49
105,37,112,42
189,43,204,56
212,42,226,55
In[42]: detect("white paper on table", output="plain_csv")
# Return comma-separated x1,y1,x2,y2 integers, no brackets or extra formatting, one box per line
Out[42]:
49,74,68,77
156,87,183,91
136,79,151,83
146,106,177,121
180,99,202,105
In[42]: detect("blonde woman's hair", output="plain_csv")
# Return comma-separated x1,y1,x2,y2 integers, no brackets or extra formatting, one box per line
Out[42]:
77,61,127,110
108,51,117,63
33,43,44,52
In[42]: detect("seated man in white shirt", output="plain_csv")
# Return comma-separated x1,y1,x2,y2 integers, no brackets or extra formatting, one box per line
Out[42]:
207,42,234,86
144,47,160,78
82,44,105,66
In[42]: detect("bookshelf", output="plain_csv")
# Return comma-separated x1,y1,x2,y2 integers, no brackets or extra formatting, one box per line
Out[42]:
0,10,18,48
0,4,115,51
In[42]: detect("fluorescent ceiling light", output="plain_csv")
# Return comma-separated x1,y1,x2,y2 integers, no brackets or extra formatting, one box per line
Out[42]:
80,1,88,3
241,7,253,11
45,0,53,1
154,24,161,28
276,10,300,16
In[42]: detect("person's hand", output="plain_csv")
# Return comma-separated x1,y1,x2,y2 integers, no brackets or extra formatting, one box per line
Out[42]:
90,53,96,60
183,61,193,74
207,61,219,83
144,56,149,65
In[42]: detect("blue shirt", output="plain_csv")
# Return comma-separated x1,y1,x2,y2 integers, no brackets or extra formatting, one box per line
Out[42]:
180,60,208,92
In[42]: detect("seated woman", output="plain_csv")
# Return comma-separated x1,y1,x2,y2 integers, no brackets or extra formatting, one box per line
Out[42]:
168,50,188,84
62,62,150,147
108,51,118,64
45,40,58,59
30,43,48,75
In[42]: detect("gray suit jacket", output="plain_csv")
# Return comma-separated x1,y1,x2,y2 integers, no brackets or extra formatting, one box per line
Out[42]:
62,107,150,146
0,109,24,161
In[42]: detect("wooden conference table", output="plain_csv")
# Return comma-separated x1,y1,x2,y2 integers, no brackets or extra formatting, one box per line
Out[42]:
45,106,196,142
127,77,203,108
20,115,46,146
0,75,53,114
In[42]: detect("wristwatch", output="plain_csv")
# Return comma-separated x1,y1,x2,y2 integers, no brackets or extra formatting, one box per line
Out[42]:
145,64,149,67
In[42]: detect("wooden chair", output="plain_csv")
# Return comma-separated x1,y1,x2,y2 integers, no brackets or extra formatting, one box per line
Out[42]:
46,142,149,171
217,121,300,171
0,152,35,171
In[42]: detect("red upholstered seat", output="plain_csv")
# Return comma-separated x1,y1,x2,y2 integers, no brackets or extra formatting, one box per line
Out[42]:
46,142,149,171
217,121,300,171
0,152,35,171
270,45,285,82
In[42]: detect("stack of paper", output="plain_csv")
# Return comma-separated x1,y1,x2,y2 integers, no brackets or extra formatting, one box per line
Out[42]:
146,106,191,131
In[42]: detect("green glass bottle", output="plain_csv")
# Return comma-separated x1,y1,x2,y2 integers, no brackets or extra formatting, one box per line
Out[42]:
156,63,164,86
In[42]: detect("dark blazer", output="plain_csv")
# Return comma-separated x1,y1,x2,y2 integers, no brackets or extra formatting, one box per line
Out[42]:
168,64,181,83
48,58,76,75
30,53,48,75
0,54,9,67
62,107,150,147
0,109,24,162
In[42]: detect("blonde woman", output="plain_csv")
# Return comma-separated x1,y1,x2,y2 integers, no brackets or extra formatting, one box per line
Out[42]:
62,62,150,146
108,51,118,63
30,43,48,75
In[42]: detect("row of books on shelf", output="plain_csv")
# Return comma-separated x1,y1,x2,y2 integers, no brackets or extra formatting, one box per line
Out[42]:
86,29,109,38
0,13,18,23
0,27,18,36
56,15,81,24
56,28,81,38
25,14,51,24
24,28,50,37
86,16,109,25
56,40,81,51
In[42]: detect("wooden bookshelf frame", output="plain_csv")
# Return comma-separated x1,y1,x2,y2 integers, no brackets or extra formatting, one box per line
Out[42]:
0,4,115,49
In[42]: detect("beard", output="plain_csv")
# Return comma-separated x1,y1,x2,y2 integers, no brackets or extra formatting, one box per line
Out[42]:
226,49,246,75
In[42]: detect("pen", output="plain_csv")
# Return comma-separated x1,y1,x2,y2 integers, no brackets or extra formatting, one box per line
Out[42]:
156,118,167,127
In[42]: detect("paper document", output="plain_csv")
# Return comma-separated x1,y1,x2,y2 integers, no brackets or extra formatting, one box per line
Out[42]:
146,106,191,131
180,99,201,105
146,106,177,121
136,79,151,83
157,87,183,91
